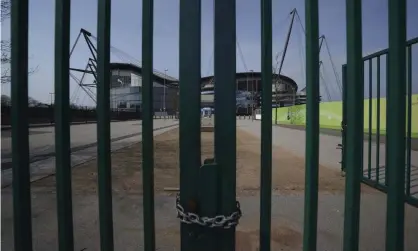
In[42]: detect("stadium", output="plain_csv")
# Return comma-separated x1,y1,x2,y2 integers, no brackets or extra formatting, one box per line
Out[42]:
69,29,309,117
107,65,307,117
201,72,307,115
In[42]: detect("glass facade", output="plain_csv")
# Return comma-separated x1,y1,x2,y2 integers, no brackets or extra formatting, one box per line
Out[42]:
201,90,257,109
110,86,141,109
110,82,179,113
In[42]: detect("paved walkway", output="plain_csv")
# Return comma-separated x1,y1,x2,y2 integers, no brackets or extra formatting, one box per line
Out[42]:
1,119,178,187
237,119,418,201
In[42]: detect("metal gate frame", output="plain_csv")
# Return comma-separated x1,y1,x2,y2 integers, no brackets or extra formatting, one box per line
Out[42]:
341,37,418,208
9,0,409,250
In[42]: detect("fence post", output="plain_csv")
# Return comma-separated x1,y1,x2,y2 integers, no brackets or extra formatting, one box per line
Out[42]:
10,0,33,249
179,0,202,249
96,0,114,249
343,0,363,250
367,59,372,179
54,0,74,249
405,45,412,197
375,56,380,183
214,0,237,249
141,0,156,250
302,0,320,249
341,64,347,174
385,0,407,249
259,0,273,250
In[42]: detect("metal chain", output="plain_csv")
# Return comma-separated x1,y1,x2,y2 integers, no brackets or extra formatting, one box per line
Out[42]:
175,193,242,229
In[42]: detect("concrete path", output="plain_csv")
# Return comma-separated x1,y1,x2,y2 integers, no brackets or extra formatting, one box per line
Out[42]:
1,119,178,187
2,119,417,250
3,192,417,250
237,119,418,200
234,119,418,250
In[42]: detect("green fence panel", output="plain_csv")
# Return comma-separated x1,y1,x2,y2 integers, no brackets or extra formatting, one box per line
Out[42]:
8,0,413,250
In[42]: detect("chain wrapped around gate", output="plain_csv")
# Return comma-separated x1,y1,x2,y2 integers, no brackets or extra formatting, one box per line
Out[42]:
175,193,242,229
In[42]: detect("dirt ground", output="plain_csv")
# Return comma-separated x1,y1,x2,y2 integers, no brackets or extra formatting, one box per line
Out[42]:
5,127,416,251
34,127,349,196
26,127,368,250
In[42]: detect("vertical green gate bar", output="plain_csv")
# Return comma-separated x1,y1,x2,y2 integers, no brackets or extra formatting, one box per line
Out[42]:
10,0,33,250
367,59,372,179
405,45,412,197
343,0,363,250
141,0,156,250
179,0,201,249
385,0,406,250
341,65,347,173
385,55,389,187
259,0,272,250
96,0,114,249
214,0,237,249
375,56,380,184
405,44,412,196
303,0,320,250
54,0,74,249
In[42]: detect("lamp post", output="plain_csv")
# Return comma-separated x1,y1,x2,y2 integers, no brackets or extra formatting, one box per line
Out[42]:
164,68,167,119
293,87,296,106
49,92,54,124
49,92,54,106
246,72,249,116
250,70,254,120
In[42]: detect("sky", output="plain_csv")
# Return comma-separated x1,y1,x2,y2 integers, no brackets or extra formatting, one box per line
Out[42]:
1,0,418,106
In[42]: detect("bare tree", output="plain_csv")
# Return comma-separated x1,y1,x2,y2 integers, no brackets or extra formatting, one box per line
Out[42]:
1,0,38,85
1,0,10,22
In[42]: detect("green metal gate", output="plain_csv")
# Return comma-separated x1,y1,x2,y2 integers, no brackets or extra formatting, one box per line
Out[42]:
341,37,418,208
8,0,410,250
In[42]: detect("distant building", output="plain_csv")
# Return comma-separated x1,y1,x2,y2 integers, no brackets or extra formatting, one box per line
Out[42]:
109,63,179,114
200,72,307,115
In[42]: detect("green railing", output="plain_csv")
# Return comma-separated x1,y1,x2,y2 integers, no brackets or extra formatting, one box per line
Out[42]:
341,36,418,208
9,0,409,251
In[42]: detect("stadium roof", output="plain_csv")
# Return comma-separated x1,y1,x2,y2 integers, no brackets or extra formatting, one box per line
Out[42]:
110,62,179,85
201,71,298,90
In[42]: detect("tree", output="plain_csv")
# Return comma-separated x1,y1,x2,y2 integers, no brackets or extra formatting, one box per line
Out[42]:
1,0,38,85
0,0,10,22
